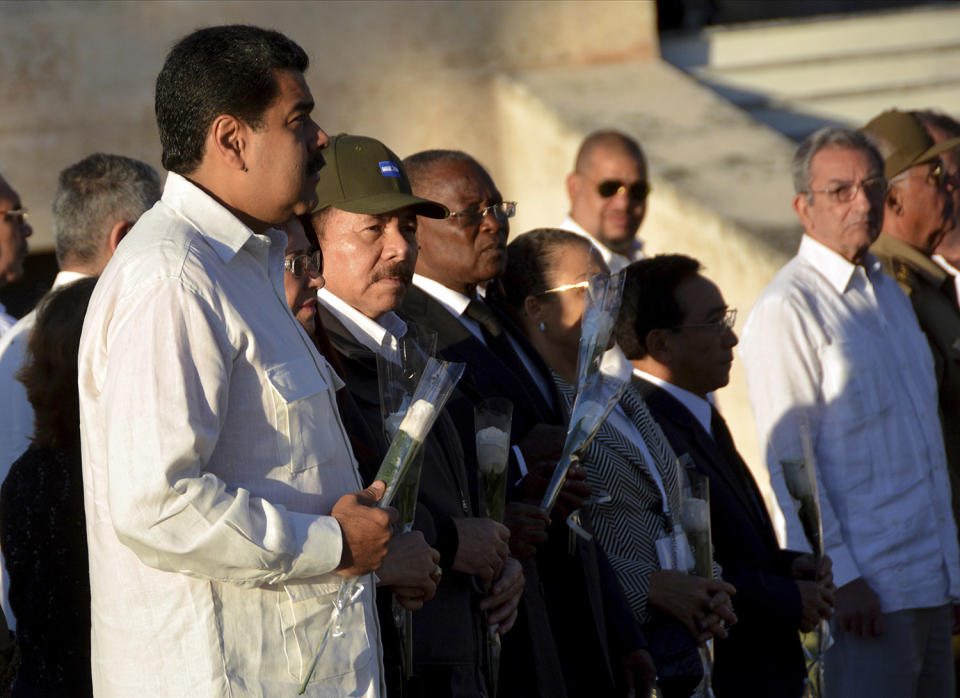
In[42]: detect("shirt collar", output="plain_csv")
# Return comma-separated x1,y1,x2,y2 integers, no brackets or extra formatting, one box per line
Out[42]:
933,254,960,278
412,273,474,317
52,270,90,289
559,214,643,265
633,368,714,436
161,172,285,265
317,287,407,357
798,234,882,294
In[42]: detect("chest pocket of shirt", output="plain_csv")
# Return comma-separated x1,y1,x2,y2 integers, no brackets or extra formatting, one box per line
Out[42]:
266,357,340,474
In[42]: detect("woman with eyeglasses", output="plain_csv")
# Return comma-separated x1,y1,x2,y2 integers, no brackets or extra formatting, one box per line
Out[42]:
494,228,738,697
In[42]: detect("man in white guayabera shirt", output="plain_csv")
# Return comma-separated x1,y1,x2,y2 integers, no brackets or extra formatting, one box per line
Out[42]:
740,126,960,698
78,26,395,697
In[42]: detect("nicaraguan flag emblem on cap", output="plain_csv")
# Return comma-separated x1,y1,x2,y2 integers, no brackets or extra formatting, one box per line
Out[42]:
379,161,401,178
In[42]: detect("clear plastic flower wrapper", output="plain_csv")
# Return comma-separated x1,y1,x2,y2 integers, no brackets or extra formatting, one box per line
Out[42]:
474,397,513,698
298,341,464,694
680,465,716,698
540,270,627,517
781,420,832,698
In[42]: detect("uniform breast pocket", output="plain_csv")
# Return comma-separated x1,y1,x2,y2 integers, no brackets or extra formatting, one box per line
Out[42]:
266,357,339,474
820,341,895,425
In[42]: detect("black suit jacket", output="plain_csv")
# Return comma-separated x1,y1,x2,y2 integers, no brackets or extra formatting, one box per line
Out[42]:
633,376,806,698
401,285,646,697
318,306,486,697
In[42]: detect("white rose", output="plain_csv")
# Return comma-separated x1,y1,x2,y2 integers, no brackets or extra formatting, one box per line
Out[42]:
681,497,710,533
398,399,436,441
477,426,510,474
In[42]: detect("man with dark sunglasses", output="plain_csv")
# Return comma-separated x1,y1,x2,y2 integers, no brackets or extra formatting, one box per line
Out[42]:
560,129,649,272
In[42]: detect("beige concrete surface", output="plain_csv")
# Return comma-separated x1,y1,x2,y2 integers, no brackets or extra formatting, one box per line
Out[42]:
0,0,657,252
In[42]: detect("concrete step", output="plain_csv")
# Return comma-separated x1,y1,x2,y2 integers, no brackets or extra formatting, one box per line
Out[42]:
662,4,960,70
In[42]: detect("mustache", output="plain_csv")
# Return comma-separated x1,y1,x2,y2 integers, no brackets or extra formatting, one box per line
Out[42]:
307,152,326,177
372,262,413,285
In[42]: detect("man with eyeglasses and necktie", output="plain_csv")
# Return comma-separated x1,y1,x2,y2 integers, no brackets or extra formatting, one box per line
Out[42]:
623,254,835,697
559,129,650,273
740,126,960,698
0,174,32,336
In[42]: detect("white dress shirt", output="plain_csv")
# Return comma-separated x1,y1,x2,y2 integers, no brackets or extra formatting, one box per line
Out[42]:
0,269,88,630
558,214,644,273
78,173,382,697
317,288,406,360
632,369,713,437
0,302,14,337
740,234,960,613
932,254,960,309
411,273,555,409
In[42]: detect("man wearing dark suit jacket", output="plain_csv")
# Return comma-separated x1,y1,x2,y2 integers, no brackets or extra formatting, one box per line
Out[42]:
401,149,654,698
617,254,836,698
309,134,525,697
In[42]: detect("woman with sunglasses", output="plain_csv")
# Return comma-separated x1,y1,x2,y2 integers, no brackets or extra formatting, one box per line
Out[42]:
495,228,738,697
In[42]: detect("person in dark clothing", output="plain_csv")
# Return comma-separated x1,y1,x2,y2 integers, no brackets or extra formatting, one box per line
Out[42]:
1,277,99,697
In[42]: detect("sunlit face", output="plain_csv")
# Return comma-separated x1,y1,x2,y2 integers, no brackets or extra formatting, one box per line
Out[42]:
243,69,328,226
569,146,647,251
282,217,324,336
314,206,418,320
793,146,885,264
414,160,508,292
926,124,960,242
537,241,607,356
665,275,738,398
889,159,952,255
0,177,31,284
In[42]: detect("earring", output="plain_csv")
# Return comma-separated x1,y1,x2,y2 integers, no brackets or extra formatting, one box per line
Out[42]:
538,322,546,333
241,165,248,173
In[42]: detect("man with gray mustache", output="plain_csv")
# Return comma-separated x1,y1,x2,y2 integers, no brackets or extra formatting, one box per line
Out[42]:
740,126,960,698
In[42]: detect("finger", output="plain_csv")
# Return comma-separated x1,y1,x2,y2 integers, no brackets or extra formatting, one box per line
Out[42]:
359,481,386,505
487,594,521,625
430,548,441,565
382,505,400,525
499,607,519,634
396,595,424,612
493,522,511,541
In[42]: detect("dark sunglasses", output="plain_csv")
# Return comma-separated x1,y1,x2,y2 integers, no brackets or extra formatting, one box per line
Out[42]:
596,180,650,201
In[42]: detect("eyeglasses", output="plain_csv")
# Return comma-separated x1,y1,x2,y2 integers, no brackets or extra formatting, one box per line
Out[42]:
284,250,323,278
803,176,888,203
890,161,945,190
597,180,650,201
447,201,517,227
672,308,737,334
539,280,590,296
1,208,28,225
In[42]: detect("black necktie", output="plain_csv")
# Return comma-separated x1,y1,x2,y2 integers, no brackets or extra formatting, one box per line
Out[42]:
465,299,504,339
709,407,769,528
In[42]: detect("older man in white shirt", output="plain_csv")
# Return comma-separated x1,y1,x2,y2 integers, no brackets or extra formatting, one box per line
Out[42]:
0,153,160,632
78,27,395,697
740,126,960,698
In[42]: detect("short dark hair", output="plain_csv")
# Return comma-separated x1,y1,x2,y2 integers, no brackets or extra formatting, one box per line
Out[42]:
616,254,702,360
155,25,309,174
912,110,960,139
17,277,99,451
498,228,591,313
403,149,487,193
52,154,161,267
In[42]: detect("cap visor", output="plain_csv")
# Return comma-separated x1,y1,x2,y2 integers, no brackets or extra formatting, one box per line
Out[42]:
914,135,960,168
331,192,448,219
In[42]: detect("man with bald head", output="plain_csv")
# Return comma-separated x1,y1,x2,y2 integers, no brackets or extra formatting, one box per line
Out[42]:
0,174,32,335
560,129,649,272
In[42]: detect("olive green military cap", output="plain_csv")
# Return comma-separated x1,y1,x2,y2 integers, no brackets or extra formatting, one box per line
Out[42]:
861,109,960,180
313,134,448,218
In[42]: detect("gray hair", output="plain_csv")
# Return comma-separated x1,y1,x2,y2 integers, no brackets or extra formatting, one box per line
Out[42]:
52,154,161,266
791,127,883,196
